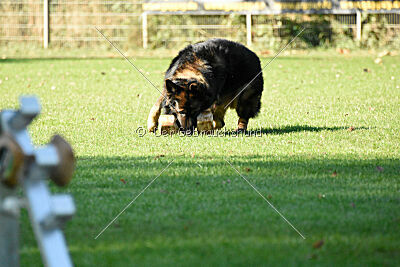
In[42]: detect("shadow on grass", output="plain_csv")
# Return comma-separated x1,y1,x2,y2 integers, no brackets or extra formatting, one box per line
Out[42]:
213,125,370,136
78,155,398,237
20,154,400,265
73,154,398,184
258,125,370,135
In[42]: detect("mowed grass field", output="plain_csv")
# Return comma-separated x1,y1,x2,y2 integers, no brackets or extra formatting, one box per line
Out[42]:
1,52,399,266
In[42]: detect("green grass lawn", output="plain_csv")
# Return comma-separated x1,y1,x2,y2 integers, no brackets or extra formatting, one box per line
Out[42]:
1,52,399,266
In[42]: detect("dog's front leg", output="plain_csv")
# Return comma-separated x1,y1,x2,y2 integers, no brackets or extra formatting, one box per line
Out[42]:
147,95,163,133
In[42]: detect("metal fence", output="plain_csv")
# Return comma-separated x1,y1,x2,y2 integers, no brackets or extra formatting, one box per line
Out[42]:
48,0,142,48
0,1,44,42
0,1,399,50
146,13,400,49
0,0,143,49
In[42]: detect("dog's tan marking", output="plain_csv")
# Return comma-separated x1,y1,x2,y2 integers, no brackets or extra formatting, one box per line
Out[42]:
172,56,208,85
175,90,188,108
147,95,163,132
237,118,248,131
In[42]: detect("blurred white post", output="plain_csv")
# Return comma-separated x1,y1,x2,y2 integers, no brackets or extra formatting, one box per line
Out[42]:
43,0,49,48
0,186,19,267
246,13,252,47
142,12,148,49
356,10,362,41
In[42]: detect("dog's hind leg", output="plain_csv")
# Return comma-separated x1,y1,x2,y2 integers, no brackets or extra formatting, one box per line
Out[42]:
147,95,163,132
235,77,263,131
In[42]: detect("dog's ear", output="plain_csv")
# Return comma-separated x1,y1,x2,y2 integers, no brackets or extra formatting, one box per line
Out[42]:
189,82,213,99
165,79,180,94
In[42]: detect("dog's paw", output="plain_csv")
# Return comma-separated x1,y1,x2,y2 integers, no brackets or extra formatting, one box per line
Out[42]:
147,105,161,133
235,127,247,133
147,122,157,133
212,120,225,130
147,117,158,133
237,118,248,132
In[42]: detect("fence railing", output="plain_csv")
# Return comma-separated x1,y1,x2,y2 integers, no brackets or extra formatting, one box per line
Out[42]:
0,1,399,50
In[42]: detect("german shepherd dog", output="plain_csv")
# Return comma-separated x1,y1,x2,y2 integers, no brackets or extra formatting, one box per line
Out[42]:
147,38,263,133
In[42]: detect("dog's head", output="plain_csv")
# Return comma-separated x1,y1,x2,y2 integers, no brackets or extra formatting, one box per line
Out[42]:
164,78,214,131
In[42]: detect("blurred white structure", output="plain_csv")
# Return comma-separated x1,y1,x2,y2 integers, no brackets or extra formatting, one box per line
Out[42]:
0,96,76,267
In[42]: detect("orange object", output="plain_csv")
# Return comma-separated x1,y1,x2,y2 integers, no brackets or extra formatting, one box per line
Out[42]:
159,115,178,134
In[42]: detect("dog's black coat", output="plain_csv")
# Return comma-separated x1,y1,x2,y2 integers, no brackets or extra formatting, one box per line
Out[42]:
147,38,264,131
